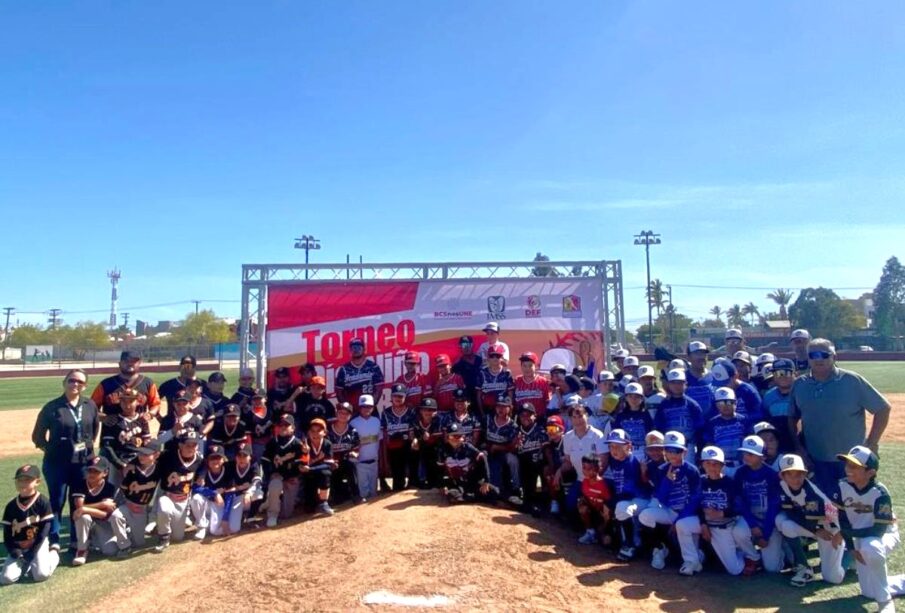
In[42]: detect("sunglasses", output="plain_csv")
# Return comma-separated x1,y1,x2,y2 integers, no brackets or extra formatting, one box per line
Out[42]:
488,354,502,359
67,378,86,385
808,351,832,360
773,369,794,377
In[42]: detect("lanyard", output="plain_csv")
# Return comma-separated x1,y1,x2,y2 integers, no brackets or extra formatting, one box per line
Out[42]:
67,399,83,442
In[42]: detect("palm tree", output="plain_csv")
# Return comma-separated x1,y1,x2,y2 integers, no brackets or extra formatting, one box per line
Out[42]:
742,302,760,327
726,304,744,328
709,305,724,325
766,288,795,320
647,279,666,318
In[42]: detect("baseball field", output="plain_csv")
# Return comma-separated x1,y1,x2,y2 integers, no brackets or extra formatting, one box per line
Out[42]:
1,363,903,612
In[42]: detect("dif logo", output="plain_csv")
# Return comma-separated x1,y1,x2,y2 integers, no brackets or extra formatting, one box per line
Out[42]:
524,295,541,318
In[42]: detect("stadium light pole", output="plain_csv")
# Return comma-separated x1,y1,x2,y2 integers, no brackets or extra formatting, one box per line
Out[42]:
634,230,661,352
294,235,321,280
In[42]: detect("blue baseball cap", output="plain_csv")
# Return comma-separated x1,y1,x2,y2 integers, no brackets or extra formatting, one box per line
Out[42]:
605,429,631,445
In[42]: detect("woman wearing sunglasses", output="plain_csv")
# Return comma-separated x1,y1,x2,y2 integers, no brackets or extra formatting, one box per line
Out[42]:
31,369,100,553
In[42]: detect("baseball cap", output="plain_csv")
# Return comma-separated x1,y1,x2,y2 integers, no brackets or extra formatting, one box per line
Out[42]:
420,397,439,411
358,394,375,407
579,377,596,392
178,430,201,443
137,440,161,455
120,350,141,362
336,401,354,414
308,418,327,431
645,430,665,448
687,341,708,354
701,446,725,464
546,415,565,431
606,429,630,445
487,343,505,357
623,356,640,367
562,393,582,408
725,328,743,340
772,358,795,372
483,322,500,333
597,370,615,382
752,421,777,436
495,394,512,406
837,445,879,470
731,351,752,365
239,367,254,378
447,423,464,437
236,442,252,457
517,402,536,414
624,382,644,396
755,353,776,366
738,435,765,457
790,329,811,341
549,363,568,374
85,456,111,473
208,371,227,383
779,454,807,473
637,365,655,379
714,387,736,403
224,403,241,416
349,337,365,347
14,464,40,480
310,376,326,387
252,388,266,399
180,355,198,367
711,362,737,384
452,388,468,402
435,354,452,366
206,444,227,459
459,335,474,345
391,383,407,396
519,351,539,365
185,378,203,388
613,349,630,359
173,390,190,404
277,414,295,427
618,375,635,390
275,367,290,377
404,351,419,363
666,368,686,382
663,431,686,451
119,386,140,401
668,358,687,370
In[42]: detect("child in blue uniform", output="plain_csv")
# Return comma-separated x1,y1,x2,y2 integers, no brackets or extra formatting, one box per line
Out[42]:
734,435,783,573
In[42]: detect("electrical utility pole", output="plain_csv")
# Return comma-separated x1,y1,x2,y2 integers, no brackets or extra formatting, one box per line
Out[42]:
48,308,63,330
1,307,13,359
191,300,201,314
122,312,130,329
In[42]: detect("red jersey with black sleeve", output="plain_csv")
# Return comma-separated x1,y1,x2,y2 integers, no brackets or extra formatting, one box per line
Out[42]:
514,375,551,418
432,372,466,412
395,373,433,409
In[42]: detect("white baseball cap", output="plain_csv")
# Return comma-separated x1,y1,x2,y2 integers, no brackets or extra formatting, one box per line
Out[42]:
687,341,708,354
779,454,807,473
483,322,500,333
752,421,777,436
790,329,811,341
701,446,725,464
836,445,879,469
645,430,665,448
624,382,644,396
731,351,751,365
664,431,687,451
668,358,686,370
714,387,736,402
597,370,615,382
738,435,765,457
637,365,655,379
358,394,375,407
725,328,743,340
666,368,686,382
623,356,640,367
755,353,776,366
614,349,630,359
711,362,736,383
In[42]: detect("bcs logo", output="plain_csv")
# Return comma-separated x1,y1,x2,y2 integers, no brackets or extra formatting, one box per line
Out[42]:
525,295,541,318
562,295,582,318
487,296,506,320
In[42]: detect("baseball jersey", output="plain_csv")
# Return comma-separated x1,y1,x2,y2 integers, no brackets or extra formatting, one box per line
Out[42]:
159,377,192,407
514,375,551,417
655,461,701,518
442,411,481,440
396,373,433,409
243,407,274,446
762,388,795,452
350,415,381,462
516,422,548,464
779,478,837,533
265,385,297,416
381,407,415,449
834,479,897,538
71,479,117,508
483,415,518,450
432,372,466,412
700,475,738,527
328,424,361,461
581,477,611,511
477,367,514,412
335,359,385,407
120,461,161,506
451,355,484,396
91,374,160,416
613,409,654,451
734,463,781,538
685,369,714,419
703,414,750,466
202,391,231,420
2,493,53,554
563,427,605,481
158,411,205,451
545,437,566,471
231,460,263,494
197,464,235,493
158,449,203,496
263,435,309,479
306,436,333,468
412,416,443,449
731,382,764,424
207,419,251,455
604,454,646,501
295,395,336,429
101,414,151,468
439,442,488,484
654,396,705,446
230,386,256,411
191,397,217,423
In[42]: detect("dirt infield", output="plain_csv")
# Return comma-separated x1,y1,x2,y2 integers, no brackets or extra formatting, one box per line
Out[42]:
5,395,905,460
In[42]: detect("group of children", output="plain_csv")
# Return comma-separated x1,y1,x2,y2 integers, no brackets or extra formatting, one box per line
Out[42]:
2,344,902,611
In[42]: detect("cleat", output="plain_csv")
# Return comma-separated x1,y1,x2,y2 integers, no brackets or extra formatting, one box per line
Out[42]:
71,550,87,566
651,545,668,570
617,546,636,561
790,565,815,587
266,516,278,528
679,561,702,576
317,502,335,516
193,528,207,541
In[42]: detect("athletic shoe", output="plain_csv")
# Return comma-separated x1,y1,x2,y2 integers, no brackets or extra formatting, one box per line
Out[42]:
578,530,597,545
550,500,560,515
878,600,895,613
144,521,157,535
742,557,761,576
71,550,87,566
115,547,132,559
153,538,170,553
651,545,668,570
507,494,524,507
185,516,194,528
447,489,463,503
317,502,335,516
266,516,278,528
617,546,636,561
49,543,61,553
193,528,207,541
790,565,815,587
679,561,702,576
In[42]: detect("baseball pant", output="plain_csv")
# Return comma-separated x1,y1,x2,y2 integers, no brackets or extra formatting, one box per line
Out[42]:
252,442,267,464
518,459,544,504
112,502,151,549
355,460,378,499
775,514,845,584
615,497,650,547
74,512,122,555
190,494,244,535
852,532,905,604
638,504,701,566
488,452,521,494
0,540,59,584
754,528,785,572
266,475,300,521
156,494,190,541
414,445,442,487
707,518,760,575
387,445,414,491
331,459,360,502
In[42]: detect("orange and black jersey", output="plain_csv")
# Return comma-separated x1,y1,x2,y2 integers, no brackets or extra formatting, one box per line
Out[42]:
158,450,203,496
101,414,151,468
2,493,53,554
197,465,234,492
231,461,263,493
208,419,251,456
71,479,117,507
262,435,307,480
91,374,160,417
120,461,161,506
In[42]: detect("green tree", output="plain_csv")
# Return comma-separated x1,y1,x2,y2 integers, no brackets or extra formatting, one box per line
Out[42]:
636,310,694,350
742,302,760,327
9,324,49,346
530,252,559,277
766,288,795,320
64,322,112,348
726,304,744,328
789,287,864,341
173,310,234,345
873,256,905,349
647,279,666,319
709,306,724,325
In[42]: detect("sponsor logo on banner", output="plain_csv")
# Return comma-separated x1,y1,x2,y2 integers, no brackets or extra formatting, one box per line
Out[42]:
562,295,582,318
487,296,506,320
433,310,474,319
524,295,541,318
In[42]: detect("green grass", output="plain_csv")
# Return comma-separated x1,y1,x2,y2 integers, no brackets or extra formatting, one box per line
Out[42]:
0,369,239,411
835,361,905,394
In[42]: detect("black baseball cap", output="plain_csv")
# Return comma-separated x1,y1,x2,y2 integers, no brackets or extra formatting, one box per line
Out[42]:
518,402,536,414
278,414,295,427
275,367,290,377
459,335,474,345
173,390,190,403
225,403,241,416
336,401,354,414
350,337,365,347
184,378,202,388
137,440,161,455
179,355,197,367
236,442,252,456
495,394,512,406
420,397,439,411
206,444,226,459
178,430,201,444
208,371,227,383
14,464,40,480
252,388,266,399
447,423,464,436
120,350,141,362
85,456,111,473
453,388,468,402
391,383,407,396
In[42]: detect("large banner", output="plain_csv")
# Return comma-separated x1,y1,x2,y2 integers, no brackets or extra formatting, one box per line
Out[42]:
266,278,604,393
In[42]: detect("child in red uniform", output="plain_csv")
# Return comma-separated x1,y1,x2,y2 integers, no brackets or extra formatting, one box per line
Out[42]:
513,352,551,418
431,355,465,413
578,455,611,545
396,351,433,409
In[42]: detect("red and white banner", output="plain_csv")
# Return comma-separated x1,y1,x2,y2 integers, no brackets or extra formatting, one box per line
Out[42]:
266,278,604,392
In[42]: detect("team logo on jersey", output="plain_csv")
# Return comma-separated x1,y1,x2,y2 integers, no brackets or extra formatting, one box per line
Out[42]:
562,295,582,318
487,296,506,320
524,295,541,318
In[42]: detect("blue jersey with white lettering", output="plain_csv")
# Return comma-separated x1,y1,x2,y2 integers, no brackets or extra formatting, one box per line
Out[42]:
700,475,738,527
685,370,714,418
703,414,750,466
655,461,701,519
733,382,764,424
734,463,781,538
613,409,654,451
604,453,646,501
654,395,704,445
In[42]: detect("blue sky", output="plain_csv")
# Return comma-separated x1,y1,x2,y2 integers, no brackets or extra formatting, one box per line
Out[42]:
1,2,903,331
